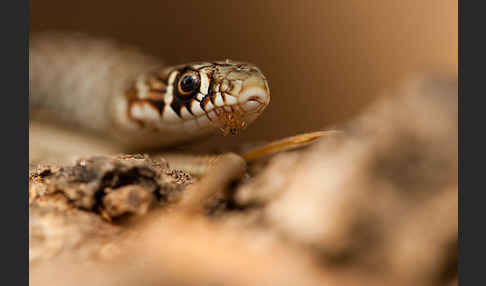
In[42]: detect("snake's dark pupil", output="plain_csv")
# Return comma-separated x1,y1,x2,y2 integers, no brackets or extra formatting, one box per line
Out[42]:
181,75,196,93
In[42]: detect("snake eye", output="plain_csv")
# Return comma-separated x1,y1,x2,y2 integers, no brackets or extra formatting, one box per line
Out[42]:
177,71,200,97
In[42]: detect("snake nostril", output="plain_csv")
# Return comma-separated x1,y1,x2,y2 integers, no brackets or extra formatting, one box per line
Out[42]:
239,86,268,103
241,96,265,112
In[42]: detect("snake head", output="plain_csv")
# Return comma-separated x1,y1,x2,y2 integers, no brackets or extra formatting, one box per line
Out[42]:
118,60,270,146
195,60,270,135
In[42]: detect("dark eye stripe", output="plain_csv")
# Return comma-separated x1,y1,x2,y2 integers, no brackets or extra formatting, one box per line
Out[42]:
184,101,194,115
146,99,165,116
200,96,210,111
170,100,183,118
206,69,216,105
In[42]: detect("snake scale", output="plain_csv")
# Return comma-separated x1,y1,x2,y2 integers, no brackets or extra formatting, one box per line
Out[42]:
29,32,270,150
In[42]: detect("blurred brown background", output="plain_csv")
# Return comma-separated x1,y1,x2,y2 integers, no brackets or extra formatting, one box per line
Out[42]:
30,0,457,144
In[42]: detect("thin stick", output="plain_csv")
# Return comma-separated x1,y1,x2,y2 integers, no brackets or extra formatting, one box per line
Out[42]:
241,130,342,162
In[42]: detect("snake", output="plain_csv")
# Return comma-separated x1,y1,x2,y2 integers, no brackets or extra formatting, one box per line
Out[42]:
29,32,271,150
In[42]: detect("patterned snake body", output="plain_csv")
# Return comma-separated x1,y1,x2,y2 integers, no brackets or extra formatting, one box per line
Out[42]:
30,32,270,149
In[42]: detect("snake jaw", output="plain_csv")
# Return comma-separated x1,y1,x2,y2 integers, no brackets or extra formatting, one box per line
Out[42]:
213,106,248,136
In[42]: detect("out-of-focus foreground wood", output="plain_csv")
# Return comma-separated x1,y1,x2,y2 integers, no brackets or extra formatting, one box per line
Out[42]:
29,74,457,286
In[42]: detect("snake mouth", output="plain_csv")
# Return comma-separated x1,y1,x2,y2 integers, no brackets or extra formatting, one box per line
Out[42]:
189,82,269,135
203,104,249,135
209,86,269,134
